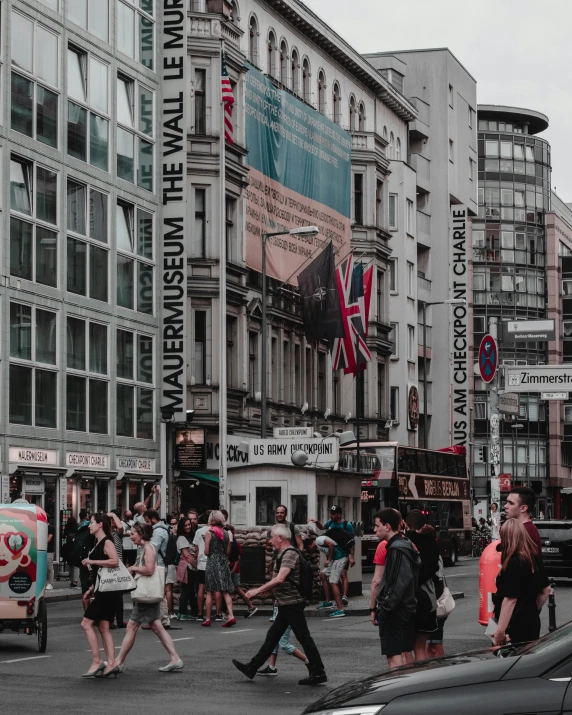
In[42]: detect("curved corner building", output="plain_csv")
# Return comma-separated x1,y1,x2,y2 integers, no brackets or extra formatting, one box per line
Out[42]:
472,105,552,516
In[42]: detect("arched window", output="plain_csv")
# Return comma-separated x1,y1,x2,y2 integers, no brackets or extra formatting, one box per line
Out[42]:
332,82,341,125
383,126,388,142
358,102,365,130
291,48,300,94
389,131,394,159
229,0,240,24
302,57,310,102
349,95,356,131
396,137,401,161
279,40,288,86
267,30,276,77
317,70,326,114
249,15,258,65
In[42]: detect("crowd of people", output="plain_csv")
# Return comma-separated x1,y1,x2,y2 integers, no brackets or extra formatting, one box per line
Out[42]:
71,483,551,681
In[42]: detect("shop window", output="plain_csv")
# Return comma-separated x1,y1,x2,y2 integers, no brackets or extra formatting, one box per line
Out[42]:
68,0,109,41
67,46,109,170
117,0,154,70
116,200,154,313
9,302,58,427
10,156,58,287
11,12,59,147
116,329,154,439
117,73,154,189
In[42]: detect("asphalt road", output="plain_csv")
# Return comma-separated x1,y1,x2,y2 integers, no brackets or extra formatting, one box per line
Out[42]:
1,558,570,715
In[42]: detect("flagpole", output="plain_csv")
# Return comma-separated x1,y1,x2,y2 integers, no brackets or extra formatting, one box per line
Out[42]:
219,42,228,511
355,328,361,474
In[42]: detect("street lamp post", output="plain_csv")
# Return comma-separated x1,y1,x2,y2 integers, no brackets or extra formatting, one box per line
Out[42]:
421,299,466,449
260,226,319,438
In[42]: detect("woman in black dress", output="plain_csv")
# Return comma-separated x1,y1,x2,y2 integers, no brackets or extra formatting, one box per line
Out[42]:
493,518,551,646
80,513,120,677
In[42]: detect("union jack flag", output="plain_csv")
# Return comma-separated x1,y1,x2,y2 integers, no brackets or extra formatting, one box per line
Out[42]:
221,53,235,144
331,255,373,375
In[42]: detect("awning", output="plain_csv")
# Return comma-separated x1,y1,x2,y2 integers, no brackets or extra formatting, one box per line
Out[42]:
180,471,219,486
68,470,118,480
9,465,67,478
117,472,163,481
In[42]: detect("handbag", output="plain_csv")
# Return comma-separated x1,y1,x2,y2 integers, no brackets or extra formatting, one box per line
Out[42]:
131,545,165,603
436,584,456,618
96,561,136,593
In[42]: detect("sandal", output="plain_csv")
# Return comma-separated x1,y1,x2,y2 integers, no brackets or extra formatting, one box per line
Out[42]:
201,620,211,627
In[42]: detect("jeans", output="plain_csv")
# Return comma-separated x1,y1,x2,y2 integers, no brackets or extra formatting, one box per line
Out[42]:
67,564,77,584
247,603,324,675
179,577,198,616
47,553,54,584
272,626,296,656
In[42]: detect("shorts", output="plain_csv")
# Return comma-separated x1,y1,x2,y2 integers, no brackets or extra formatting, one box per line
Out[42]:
165,565,177,585
378,609,415,657
415,588,438,634
322,557,348,585
197,569,206,585
427,617,447,644
231,572,240,588
130,601,161,625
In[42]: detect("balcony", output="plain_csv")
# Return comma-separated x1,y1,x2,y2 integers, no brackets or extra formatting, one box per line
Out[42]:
409,97,430,139
410,153,431,194
417,273,432,304
351,132,375,153
417,210,431,248
189,13,242,49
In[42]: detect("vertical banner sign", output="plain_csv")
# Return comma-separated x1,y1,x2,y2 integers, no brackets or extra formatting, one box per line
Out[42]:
450,206,468,446
161,0,187,420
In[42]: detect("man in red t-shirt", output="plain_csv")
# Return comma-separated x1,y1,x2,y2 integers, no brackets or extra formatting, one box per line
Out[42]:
504,487,542,555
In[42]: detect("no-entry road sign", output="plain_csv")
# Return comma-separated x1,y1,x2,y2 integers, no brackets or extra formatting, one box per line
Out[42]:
478,333,498,384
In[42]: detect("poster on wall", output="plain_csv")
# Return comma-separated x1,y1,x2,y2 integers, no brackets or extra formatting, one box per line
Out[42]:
244,64,352,285
175,429,206,470
0,505,39,600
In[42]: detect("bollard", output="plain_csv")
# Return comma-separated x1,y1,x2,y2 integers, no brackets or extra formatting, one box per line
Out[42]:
548,580,557,633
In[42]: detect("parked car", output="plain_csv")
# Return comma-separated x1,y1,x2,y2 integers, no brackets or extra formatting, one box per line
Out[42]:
302,621,572,715
536,520,572,578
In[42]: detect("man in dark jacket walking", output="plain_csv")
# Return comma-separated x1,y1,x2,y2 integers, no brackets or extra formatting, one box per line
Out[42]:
373,508,420,669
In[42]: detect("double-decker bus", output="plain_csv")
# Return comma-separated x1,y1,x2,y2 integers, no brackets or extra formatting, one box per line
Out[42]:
339,442,472,568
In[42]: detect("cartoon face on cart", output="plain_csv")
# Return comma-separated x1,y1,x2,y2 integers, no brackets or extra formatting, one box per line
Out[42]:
0,521,36,585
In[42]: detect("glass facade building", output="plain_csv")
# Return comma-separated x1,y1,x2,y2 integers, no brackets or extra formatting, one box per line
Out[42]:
472,105,552,514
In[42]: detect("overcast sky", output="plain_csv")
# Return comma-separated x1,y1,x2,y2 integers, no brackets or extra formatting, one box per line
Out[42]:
308,0,571,200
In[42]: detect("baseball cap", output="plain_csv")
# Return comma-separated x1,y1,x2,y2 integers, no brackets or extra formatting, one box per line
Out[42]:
329,505,342,514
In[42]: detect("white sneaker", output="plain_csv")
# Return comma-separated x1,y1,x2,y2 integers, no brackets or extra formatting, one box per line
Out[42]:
46,584,53,590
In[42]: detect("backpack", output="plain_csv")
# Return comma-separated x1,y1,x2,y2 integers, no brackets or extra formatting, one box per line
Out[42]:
324,521,355,555
70,524,91,567
277,547,314,601
163,531,180,567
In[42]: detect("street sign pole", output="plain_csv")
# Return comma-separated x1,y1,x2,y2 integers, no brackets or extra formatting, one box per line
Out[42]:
488,318,501,507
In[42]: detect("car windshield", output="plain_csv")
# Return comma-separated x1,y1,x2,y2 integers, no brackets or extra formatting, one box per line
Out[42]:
516,620,572,656
537,524,572,541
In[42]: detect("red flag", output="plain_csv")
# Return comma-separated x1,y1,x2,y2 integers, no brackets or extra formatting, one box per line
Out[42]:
221,53,235,144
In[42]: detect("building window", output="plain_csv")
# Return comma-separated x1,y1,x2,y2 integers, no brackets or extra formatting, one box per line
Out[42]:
248,15,258,65
448,84,454,107
66,316,109,433
317,70,325,113
193,187,207,258
9,302,58,427
68,0,109,41
407,261,414,297
407,325,415,361
485,140,499,158
389,132,394,159
469,106,474,128
256,486,281,525
377,269,384,323
116,200,154,314
291,48,300,94
358,102,365,131
116,329,154,438
376,180,383,228
249,331,258,394
390,386,399,422
389,259,397,293
11,12,59,148
449,138,454,163
117,73,154,190
279,39,288,85
389,323,398,358
302,57,310,103
193,310,207,384
469,158,476,182
349,95,356,131
267,31,277,77
67,179,109,301
354,173,364,225
227,316,237,388
67,46,109,171
226,196,237,262
389,194,397,229
332,82,341,125
406,199,413,234
116,0,154,70
377,362,385,419
40,0,59,9
193,68,207,135
10,157,58,287
396,137,401,161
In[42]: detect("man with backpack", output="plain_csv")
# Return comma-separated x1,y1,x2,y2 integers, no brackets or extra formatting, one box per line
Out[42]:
72,509,92,594
144,509,172,629
232,524,326,686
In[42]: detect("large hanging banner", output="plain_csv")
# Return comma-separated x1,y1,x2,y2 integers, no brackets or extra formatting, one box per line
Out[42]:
245,64,352,285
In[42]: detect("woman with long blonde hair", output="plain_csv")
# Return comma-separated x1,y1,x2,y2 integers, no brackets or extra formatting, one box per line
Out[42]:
493,519,550,647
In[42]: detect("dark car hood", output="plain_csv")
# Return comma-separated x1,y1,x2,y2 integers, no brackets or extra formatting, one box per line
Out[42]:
303,649,519,713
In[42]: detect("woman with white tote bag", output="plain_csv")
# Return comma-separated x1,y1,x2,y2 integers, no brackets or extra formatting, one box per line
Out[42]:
110,522,183,676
